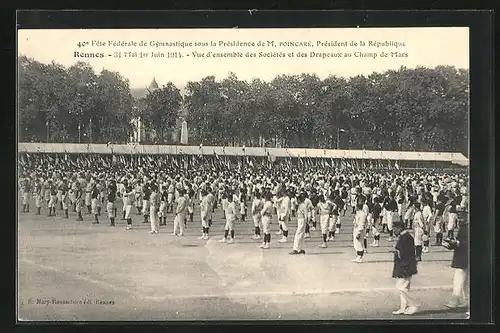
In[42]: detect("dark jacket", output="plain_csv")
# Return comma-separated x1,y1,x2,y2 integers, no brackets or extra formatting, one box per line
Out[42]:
392,231,418,278
451,223,468,269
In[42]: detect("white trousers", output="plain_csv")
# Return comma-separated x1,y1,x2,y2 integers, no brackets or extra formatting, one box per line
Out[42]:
107,202,115,218
124,205,132,219
280,214,289,231
201,211,209,228
396,277,419,309
253,214,262,228
159,202,167,217
75,198,82,212
319,214,329,234
48,195,57,208
91,198,98,214
61,196,69,210
386,211,394,231
262,215,271,234
293,218,306,251
452,268,468,300
224,215,235,231
85,193,91,206
414,226,424,246
329,215,338,231
142,200,150,215
35,194,42,208
448,213,458,231
150,205,159,232
353,229,365,251
173,213,185,235
22,192,29,205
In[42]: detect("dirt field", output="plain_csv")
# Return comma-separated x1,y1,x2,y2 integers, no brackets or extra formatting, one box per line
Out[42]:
17,200,468,321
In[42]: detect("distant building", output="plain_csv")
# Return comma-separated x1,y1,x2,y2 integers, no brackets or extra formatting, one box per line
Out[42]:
129,78,159,144
129,78,187,144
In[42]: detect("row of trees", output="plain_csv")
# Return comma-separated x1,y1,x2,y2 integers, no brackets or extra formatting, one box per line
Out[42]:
18,55,469,154
19,56,135,144
184,68,468,154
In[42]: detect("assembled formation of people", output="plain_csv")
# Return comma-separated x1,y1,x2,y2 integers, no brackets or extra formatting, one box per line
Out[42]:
18,154,469,315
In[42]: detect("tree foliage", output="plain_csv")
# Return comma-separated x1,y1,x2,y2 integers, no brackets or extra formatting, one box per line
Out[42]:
184,66,468,155
19,56,469,155
18,56,134,144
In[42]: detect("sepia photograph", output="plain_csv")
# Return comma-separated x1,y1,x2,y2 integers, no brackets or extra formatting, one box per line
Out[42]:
17,27,470,321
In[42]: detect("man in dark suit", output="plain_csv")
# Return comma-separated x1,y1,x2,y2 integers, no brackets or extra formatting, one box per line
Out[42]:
443,207,469,311
391,220,420,315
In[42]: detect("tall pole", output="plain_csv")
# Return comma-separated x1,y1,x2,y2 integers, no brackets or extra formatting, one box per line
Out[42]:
337,128,340,149
89,118,92,144
78,123,81,143
46,120,49,143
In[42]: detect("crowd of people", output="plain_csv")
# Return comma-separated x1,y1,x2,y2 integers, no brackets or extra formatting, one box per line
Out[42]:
18,153,469,316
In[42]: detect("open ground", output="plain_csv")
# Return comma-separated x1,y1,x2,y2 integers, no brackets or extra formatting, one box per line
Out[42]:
17,200,467,321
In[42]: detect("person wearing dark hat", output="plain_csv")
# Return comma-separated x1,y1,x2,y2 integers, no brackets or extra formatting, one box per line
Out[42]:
443,207,469,311
391,220,420,315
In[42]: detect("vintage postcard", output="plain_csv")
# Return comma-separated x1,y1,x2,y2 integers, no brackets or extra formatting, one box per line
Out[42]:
17,27,470,321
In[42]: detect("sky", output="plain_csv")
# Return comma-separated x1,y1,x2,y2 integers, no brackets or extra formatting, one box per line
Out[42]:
18,28,469,89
